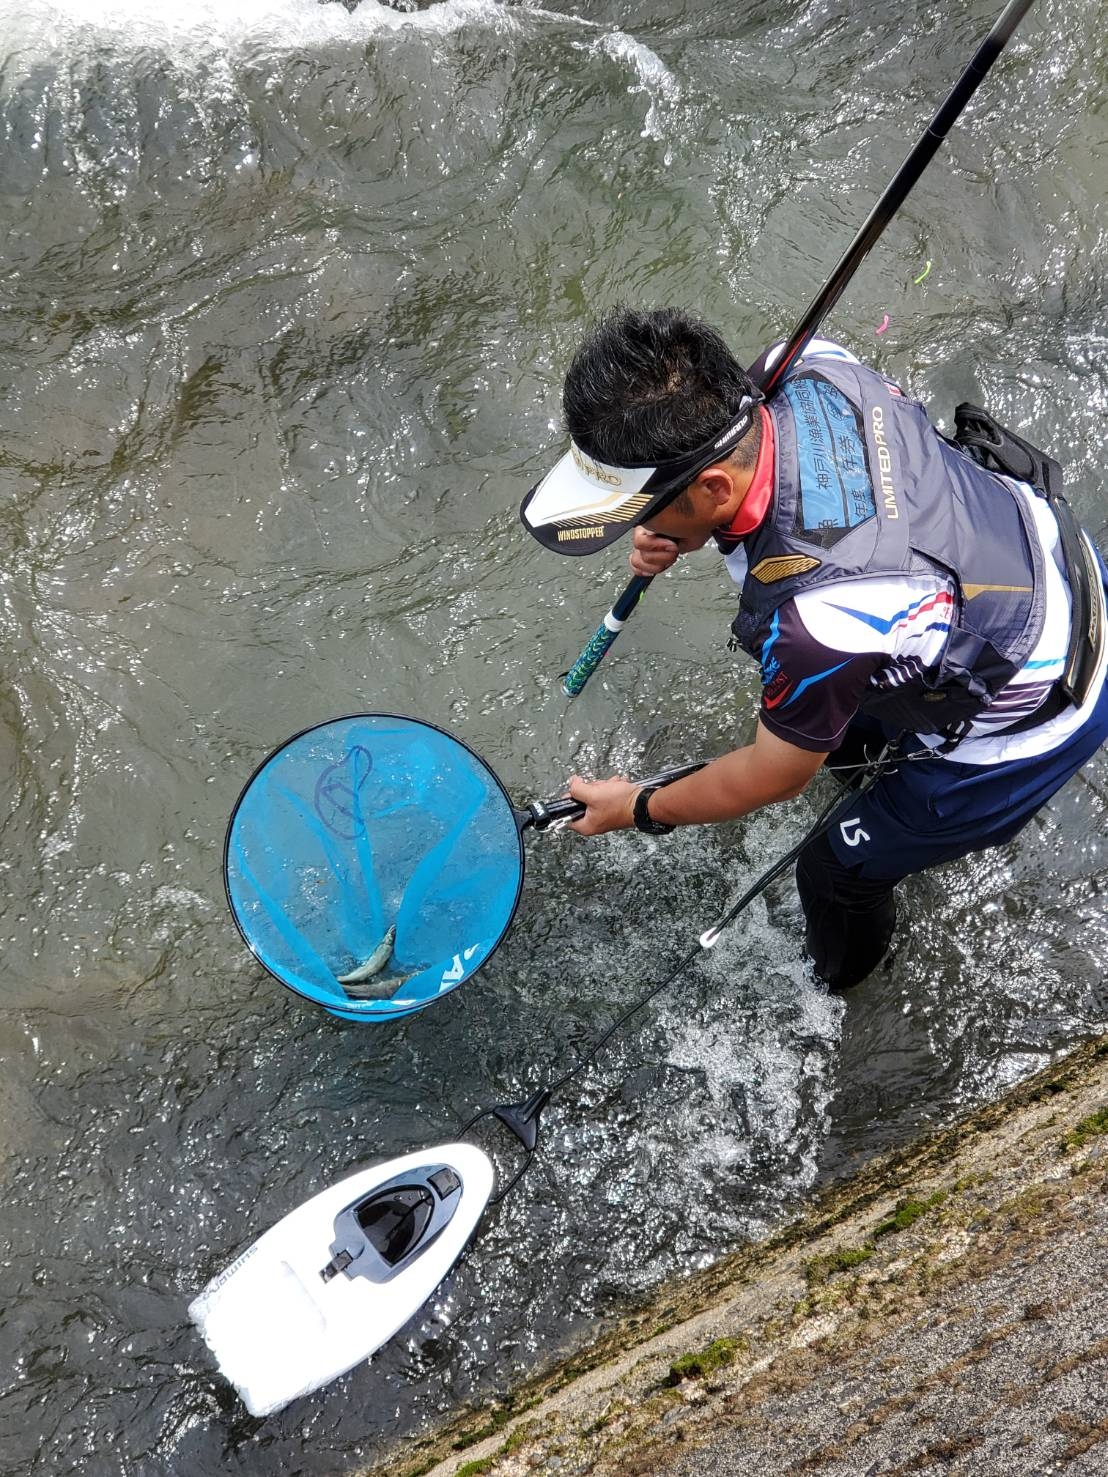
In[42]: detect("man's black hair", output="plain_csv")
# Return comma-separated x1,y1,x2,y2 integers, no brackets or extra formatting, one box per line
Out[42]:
563,306,761,471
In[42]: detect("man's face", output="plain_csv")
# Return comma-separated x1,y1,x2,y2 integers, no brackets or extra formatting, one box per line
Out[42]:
640,480,728,553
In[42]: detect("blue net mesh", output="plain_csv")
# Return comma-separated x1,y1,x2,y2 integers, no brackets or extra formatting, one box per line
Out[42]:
225,715,525,1022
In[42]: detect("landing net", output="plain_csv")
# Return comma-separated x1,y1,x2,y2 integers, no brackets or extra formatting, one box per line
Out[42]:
224,714,525,1021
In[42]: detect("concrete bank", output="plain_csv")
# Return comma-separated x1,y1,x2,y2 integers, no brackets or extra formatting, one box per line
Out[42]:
370,1036,1108,1477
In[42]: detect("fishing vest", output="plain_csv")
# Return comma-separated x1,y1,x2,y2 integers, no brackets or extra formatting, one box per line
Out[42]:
731,358,1048,735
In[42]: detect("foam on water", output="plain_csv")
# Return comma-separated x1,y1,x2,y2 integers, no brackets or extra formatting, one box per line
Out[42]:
498,795,849,1279
582,29,681,143
1,0,527,68
660,828,846,1226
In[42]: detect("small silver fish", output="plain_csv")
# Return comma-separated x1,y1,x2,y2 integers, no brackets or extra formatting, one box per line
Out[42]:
337,924,396,986
340,970,418,1002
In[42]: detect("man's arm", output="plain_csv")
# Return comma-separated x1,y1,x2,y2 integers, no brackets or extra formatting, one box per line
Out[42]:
567,721,827,836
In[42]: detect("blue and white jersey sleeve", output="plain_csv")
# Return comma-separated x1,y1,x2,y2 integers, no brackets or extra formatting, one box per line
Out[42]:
752,575,956,752
745,503,1100,762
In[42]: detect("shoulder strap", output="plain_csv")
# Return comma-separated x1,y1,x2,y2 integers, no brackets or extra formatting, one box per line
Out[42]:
951,402,1100,709
951,402,1061,491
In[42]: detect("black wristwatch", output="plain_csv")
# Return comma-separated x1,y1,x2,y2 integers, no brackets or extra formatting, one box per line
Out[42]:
632,784,676,835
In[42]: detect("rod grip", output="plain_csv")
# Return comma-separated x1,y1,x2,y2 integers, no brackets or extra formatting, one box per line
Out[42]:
562,576,653,697
526,761,705,831
562,618,621,698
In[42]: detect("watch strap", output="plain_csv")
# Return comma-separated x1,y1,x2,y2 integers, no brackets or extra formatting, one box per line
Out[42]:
632,784,676,835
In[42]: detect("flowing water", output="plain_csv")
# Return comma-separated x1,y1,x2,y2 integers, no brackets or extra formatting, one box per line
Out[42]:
1,0,1106,1471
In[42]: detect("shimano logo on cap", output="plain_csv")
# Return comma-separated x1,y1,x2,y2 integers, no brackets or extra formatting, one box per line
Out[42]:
714,413,750,452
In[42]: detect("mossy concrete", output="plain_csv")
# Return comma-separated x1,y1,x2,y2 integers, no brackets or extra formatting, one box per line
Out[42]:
362,1034,1108,1477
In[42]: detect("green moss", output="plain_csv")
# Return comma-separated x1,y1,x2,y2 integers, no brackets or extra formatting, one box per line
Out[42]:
583,1413,614,1437
872,1191,946,1239
500,1420,538,1456
1062,1106,1108,1152
455,1460,495,1477
993,1185,1053,1224
446,1395,547,1456
667,1336,747,1385
1026,1078,1069,1102
805,1245,875,1285
452,1407,513,1452
952,1171,993,1193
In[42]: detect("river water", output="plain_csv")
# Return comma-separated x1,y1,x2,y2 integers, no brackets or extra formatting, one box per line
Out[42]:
0,1,1106,1472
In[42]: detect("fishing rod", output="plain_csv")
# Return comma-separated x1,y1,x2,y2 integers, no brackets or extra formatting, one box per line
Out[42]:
561,0,1039,698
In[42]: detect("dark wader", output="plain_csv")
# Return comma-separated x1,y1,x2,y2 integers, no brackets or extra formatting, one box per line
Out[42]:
796,725,902,993
796,831,899,993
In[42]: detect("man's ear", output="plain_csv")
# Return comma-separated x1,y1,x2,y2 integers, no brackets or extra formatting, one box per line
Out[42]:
696,464,738,510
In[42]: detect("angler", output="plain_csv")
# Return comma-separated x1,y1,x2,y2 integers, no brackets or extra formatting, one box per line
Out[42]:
520,307,1108,991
